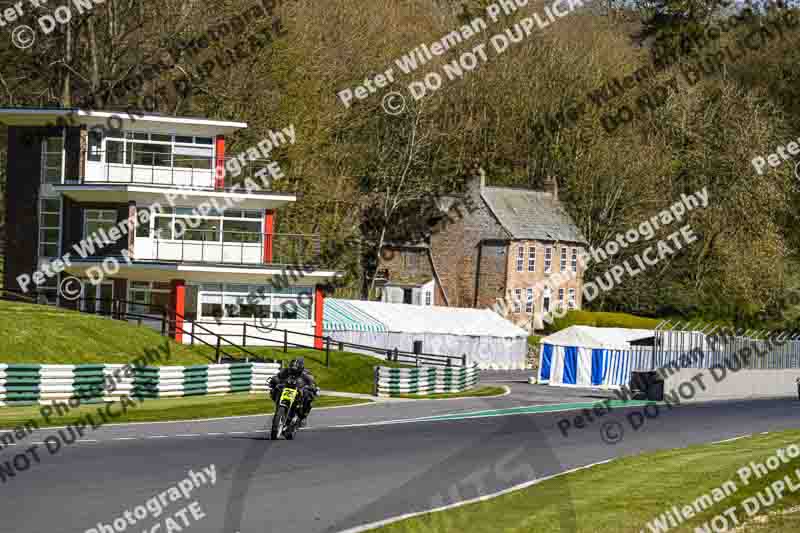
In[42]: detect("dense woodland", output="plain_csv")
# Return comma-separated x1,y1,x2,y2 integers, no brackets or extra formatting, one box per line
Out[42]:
0,0,798,327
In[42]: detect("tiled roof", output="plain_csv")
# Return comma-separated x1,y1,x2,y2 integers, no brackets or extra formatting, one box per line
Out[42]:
481,187,587,244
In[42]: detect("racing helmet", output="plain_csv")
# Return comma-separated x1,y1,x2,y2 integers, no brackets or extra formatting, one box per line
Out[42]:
288,357,305,376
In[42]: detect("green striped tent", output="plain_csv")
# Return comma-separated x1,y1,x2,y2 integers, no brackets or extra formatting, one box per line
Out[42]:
323,299,388,332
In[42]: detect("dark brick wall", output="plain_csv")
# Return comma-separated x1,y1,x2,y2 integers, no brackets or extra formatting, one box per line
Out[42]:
378,246,433,286
4,125,83,291
476,240,508,309
64,127,82,180
430,176,509,308
4,127,49,291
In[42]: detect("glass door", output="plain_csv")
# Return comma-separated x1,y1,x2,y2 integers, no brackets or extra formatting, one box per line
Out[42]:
82,281,114,315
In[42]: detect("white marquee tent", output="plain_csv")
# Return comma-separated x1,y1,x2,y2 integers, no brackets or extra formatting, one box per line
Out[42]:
538,326,653,388
323,299,529,369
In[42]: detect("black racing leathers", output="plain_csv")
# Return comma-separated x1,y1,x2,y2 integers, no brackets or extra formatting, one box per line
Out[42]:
268,369,318,419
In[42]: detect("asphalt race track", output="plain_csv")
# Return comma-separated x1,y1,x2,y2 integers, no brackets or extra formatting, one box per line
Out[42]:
3,381,800,533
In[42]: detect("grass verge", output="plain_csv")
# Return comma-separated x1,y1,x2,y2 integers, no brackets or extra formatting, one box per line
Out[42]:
372,429,800,533
204,346,409,395
0,393,369,430
395,386,507,400
0,299,408,394
546,310,663,333
0,299,211,365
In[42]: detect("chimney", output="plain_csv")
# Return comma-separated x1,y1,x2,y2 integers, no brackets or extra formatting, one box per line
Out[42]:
479,167,486,191
544,175,558,200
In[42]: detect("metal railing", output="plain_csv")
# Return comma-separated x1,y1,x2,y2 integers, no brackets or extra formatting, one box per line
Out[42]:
66,151,279,191
187,319,468,368
143,230,321,266
630,320,800,371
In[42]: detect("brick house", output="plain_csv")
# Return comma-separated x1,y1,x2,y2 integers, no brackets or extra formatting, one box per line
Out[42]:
378,172,587,330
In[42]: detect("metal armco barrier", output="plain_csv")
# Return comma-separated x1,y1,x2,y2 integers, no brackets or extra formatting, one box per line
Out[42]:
0,362,280,406
374,363,480,397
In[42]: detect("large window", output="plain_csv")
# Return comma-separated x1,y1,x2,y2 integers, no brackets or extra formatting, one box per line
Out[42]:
128,282,171,316
543,287,551,313
572,248,578,273
568,288,576,309
101,131,213,169
525,287,534,313
39,198,61,257
513,288,522,313
559,288,565,306
42,136,64,184
516,246,524,272
198,284,313,320
528,246,536,272
560,247,567,272
143,206,262,243
84,209,118,239
544,247,553,273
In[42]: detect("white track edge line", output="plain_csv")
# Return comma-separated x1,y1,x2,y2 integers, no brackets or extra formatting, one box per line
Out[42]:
712,434,751,444
337,458,617,533
14,397,376,434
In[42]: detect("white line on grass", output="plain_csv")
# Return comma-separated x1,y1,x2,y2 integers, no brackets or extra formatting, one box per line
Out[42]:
712,435,751,444
337,458,618,533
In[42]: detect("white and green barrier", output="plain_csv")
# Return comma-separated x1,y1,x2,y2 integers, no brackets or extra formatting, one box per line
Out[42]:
374,364,480,397
0,362,281,406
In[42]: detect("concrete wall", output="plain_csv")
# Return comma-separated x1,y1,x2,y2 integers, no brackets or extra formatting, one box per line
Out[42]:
182,320,316,348
662,368,800,402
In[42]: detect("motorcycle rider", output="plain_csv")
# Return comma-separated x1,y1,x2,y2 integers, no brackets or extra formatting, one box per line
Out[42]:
268,357,318,427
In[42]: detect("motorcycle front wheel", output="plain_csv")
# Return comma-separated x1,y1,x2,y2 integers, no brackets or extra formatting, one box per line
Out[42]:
271,405,288,440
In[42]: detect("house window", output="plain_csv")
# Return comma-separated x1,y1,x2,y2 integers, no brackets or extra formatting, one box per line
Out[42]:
102,131,213,170
516,246,524,272
560,247,567,272
197,284,311,320
513,288,522,313
559,288,565,306
528,246,536,272
525,287,534,313
84,209,118,240
88,129,103,162
544,247,552,273
128,281,171,316
571,248,578,273
42,136,64,184
403,252,418,271
425,291,432,306
38,198,61,257
568,288,576,309
147,206,261,242
543,287,551,313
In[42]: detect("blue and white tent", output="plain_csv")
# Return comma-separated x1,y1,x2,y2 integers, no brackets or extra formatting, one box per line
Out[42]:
538,326,653,388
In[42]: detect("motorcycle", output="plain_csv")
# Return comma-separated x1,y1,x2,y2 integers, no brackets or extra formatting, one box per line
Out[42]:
270,376,303,440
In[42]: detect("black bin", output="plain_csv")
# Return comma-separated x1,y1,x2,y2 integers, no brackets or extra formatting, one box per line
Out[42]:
413,340,423,355
629,371,664,401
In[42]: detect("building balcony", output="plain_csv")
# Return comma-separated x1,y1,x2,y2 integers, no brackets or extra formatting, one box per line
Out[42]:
133,231,321,266
71,151,277,192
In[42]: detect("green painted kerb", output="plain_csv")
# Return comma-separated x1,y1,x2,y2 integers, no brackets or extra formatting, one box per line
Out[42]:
416,400,659,422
